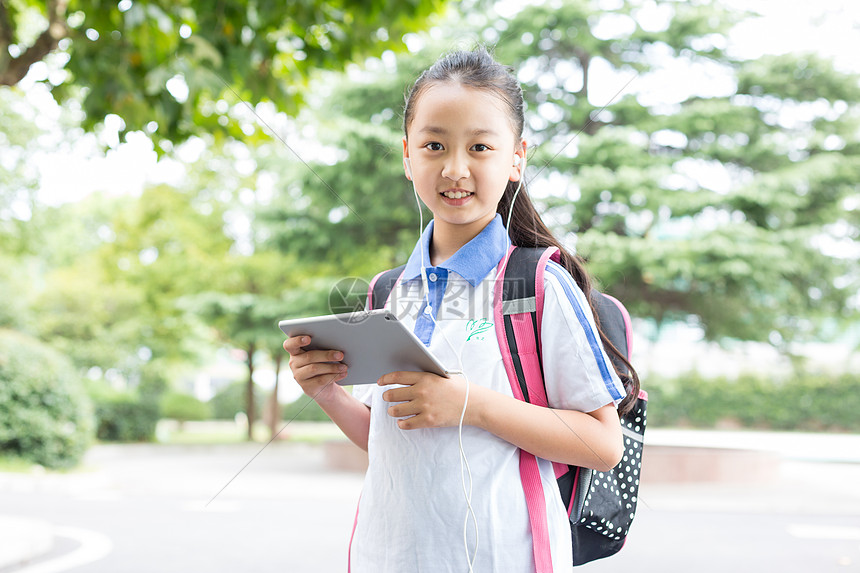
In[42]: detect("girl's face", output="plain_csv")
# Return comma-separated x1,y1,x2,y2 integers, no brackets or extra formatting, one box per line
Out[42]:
403,83,525,240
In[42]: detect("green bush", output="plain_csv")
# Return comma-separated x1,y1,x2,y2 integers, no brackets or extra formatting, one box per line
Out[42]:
646,371,860,432
0,329,94,469
160,392,211,423
210,381,266,420
93,393,160,442
282,395,331,422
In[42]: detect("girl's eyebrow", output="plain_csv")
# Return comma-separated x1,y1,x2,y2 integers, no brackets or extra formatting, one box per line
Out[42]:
418,125,499,137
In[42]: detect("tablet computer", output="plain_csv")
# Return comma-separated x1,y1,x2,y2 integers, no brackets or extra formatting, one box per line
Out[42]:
278,309,450,385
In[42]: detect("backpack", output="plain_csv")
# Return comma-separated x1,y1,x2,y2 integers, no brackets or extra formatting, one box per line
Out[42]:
368,245,647,569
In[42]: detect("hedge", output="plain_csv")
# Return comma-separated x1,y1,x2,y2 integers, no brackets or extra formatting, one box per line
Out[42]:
209,381,266,420
645,371,860,432
93,394,160,442
160,392,211,423
282,395,330,422
0,330,94,469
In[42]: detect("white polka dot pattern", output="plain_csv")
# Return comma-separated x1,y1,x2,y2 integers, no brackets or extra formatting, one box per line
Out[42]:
570,396,646,563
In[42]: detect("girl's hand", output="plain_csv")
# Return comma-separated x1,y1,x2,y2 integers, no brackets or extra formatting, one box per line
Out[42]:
283,336,348,403
283,335,372,451
377,370,624,469
378,371,474,430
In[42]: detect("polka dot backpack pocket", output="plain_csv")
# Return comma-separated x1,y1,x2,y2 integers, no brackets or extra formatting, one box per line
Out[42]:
496,246,647,567
562,387,647,565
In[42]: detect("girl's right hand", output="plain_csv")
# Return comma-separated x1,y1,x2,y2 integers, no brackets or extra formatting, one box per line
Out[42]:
283,336,348,401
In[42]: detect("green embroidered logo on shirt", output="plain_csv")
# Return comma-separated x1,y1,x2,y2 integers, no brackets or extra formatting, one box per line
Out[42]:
465,319,494,341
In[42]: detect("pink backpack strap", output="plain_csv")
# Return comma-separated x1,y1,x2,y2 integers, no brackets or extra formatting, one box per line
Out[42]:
499,249,647,566
494,245,558,572
347,494,361,572
526,246,558,405
367,271,385,306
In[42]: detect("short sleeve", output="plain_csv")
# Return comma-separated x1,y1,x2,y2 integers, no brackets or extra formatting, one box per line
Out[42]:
541,261,627,413
352,382,374,406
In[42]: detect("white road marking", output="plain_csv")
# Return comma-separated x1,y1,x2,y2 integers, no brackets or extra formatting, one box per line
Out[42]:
13,526,112,573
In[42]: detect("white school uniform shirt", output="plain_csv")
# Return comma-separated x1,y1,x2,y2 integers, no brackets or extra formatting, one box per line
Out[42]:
350,214,626,573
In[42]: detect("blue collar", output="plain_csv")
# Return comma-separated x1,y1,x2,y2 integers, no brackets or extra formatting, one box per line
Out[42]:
401,214,511,287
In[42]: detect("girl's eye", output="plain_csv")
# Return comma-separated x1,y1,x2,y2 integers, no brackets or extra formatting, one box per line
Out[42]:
471,143,490,152
425,142,443,151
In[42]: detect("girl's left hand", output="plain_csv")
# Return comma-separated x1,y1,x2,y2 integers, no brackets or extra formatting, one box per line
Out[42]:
378,371,472,430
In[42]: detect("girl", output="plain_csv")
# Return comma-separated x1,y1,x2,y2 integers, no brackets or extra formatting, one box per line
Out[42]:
284,48,638,572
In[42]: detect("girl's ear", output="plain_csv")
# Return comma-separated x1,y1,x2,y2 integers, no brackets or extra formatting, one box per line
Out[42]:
509,139,527,182
402,137,412,181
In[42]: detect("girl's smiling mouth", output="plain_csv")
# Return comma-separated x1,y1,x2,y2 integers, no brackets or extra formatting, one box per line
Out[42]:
441,188,474,200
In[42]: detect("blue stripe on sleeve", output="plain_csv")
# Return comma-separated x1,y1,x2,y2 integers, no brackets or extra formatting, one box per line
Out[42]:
545,262,624,402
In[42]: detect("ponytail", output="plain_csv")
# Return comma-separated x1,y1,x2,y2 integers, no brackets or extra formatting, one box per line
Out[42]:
498,180,641,415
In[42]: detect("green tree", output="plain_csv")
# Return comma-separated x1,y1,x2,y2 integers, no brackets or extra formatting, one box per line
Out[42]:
1,0,449,147
493,2,860,344
179,249,330,440
263,1,860,348
258,54,438,277
32,185,234,378
0,87,48,331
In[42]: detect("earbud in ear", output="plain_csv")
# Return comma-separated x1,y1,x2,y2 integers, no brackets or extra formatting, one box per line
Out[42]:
404,157,413,180
513,155,522,167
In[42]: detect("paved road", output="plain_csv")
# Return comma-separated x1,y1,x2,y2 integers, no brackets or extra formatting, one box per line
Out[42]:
1,442,362,573
2,430,859,572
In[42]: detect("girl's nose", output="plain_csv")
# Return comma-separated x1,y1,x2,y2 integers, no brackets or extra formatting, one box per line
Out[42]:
441,153,470,181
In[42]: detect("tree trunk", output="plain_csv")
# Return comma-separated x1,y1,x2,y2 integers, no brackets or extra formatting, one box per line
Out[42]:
269,353,283,440
0,0,70,86
246,342,255,441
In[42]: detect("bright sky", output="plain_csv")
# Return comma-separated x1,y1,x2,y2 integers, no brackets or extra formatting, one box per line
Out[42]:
728,0,860,69
22,0,860,206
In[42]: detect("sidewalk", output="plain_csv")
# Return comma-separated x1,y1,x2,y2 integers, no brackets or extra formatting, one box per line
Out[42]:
639,428,860,519
2,427,859,570
646,428,860,464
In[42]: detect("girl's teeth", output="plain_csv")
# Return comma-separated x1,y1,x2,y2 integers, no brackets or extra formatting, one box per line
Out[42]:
444,191,470,199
